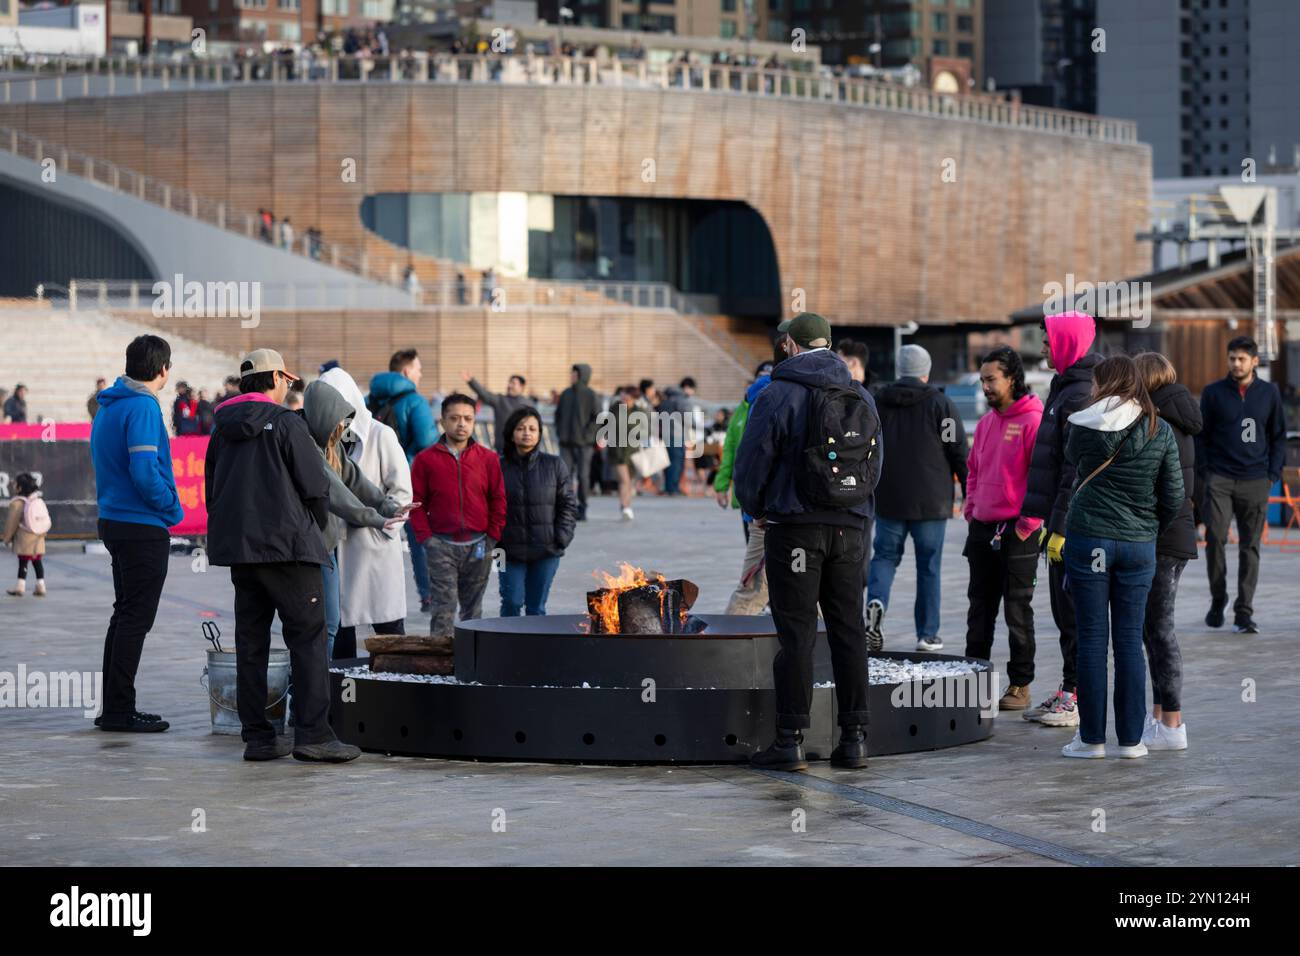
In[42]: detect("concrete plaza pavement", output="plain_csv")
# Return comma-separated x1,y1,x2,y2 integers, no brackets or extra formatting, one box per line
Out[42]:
1,494,1297,866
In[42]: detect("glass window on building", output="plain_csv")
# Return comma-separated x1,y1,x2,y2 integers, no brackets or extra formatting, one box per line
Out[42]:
957,41,973,58
721,20,737,37
932,12,948,31
954,0,972,7
957,15,973,32
769,0,781,10
766,18,786,40
281,21,300,40
277,0,299,8
723,0,737,10
933,39,948,55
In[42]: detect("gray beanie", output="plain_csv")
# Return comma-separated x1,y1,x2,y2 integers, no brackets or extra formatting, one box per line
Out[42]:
897,344,932,380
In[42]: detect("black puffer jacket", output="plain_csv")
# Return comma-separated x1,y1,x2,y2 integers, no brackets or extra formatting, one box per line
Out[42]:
1022,352,1102,535
1064,400,1184,543
1150,383,1202,560
873,378,968,520
499,449,578,562
204,395,330,567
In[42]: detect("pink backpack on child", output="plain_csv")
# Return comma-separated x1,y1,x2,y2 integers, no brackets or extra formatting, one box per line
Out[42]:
20,493,52,536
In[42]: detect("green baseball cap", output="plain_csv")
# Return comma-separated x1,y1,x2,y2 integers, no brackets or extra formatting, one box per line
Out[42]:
777,312,832,348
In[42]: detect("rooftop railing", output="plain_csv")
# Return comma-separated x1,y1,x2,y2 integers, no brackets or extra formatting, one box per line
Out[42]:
0,52,1139,144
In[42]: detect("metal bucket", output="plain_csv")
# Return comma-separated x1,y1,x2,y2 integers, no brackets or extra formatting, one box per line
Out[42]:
200,648,290,736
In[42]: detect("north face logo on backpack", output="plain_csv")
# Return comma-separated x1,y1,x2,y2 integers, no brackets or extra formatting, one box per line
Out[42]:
795,383,880,510
840,475,857,487
263,423,273,431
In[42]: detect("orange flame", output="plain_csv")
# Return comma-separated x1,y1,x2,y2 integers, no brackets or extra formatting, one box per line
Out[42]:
591,563,667,634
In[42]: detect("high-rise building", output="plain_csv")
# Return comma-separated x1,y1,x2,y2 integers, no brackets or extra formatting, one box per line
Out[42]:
759,0,983,81
538,1,756,38
1097,0,1300,179
178,0,394,45
984,0,1097,112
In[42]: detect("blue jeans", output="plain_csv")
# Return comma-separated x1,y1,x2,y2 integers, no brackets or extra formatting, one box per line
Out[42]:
498,556,562,616
664,444,686,494
321,550,340,661
866,517,946,639
405,521,430,602
1064,535,1156,747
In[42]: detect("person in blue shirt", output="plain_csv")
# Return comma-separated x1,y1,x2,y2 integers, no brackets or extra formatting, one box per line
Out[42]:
89,335,184,733
369,349,438,613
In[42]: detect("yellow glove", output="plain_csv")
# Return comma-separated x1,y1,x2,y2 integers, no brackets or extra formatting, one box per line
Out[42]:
1047,533,1065,564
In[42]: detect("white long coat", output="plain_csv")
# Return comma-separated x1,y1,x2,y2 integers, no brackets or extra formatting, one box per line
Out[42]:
319,368,413,628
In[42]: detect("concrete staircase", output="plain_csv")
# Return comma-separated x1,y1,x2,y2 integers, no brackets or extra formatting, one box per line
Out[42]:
0,304,242,429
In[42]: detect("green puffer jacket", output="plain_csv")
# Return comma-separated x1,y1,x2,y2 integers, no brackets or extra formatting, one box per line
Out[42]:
1064,398,1184,543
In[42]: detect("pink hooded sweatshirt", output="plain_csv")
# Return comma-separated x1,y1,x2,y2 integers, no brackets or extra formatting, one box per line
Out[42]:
1045,311,1096,373
965,391,1045,531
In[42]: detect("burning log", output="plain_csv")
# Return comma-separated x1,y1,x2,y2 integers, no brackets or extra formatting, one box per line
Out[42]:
587,565,698,634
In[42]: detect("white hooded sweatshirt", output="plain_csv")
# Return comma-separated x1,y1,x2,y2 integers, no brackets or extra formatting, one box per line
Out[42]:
319,367,413,629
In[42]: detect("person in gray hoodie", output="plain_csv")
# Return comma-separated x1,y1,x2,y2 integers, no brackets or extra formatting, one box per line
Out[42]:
303,380,413,659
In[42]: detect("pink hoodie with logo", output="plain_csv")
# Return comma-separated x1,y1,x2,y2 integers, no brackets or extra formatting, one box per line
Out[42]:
964,391,1045,532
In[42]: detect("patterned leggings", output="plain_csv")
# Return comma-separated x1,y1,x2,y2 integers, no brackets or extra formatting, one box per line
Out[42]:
1142,554,1186,712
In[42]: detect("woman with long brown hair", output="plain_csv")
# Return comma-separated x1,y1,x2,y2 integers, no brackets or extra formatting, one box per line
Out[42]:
1059,355,1184,759
1133,352,1201,751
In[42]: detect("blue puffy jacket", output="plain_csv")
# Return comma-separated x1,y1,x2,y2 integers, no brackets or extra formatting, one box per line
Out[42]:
90,378,184,529
367,371,438,463
735,348,882,526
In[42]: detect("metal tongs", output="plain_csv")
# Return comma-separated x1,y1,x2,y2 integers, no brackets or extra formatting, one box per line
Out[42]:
202,620,223,653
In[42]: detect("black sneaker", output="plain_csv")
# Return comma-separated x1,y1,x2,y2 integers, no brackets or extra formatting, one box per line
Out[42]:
864,599,885,653
1233,616,1259,634
1206,598,1227,628
293,739,362,763
750,729,807,772
98,712,169,733
830,726,869,769
244,736,295,761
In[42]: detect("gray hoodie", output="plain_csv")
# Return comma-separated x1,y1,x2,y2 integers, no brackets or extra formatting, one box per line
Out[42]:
303,380,400,551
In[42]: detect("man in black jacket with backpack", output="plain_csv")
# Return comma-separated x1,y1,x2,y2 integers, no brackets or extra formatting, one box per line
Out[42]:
205,349,361,764
735,313,883,771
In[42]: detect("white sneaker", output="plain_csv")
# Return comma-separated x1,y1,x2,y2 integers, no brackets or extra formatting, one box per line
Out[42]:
1111,741,1149,759
1038,691,1080,727
1145,721,1188,752
916,636,943,652
621,507,635,521
1061,733,1105,759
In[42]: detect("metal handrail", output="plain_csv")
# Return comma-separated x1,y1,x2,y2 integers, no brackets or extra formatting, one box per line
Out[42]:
0,52,1139,144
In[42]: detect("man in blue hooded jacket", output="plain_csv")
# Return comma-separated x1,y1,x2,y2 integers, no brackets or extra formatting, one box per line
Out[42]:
369,348,438,611
735,313,883,771
89,335,184,733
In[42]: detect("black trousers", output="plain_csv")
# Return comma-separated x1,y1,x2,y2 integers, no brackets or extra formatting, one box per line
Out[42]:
231,562,336,746
1048,560,1077,693
560,444,594,513
763,522,870,729
963,519,1038,686
100,524,170,718
333,618,405,660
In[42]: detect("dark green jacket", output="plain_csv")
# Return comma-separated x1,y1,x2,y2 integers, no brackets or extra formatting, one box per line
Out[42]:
1064,403,1184,543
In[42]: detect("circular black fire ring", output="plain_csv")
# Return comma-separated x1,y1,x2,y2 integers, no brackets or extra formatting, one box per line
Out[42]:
327,615,995,763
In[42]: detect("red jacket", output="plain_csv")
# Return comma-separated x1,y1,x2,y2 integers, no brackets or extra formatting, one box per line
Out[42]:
410,438,506,543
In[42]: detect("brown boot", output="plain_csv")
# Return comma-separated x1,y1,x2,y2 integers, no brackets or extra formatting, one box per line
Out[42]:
999,684,1032,711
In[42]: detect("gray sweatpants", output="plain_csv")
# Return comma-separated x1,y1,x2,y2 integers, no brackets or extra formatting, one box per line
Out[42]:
424,535,495,637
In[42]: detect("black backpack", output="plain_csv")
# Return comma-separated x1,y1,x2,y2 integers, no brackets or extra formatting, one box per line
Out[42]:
368,394,402,439
795,383,880,510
